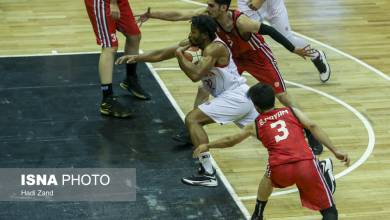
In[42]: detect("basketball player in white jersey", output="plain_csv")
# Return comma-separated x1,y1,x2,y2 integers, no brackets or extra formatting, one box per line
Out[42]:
238,0,331,83
116,15,259,187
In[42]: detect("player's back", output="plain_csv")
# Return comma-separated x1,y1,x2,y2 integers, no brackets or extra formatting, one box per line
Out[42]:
255,107,314,167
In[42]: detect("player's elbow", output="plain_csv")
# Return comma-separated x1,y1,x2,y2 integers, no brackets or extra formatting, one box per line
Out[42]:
189,77,201,83
189,73,203,82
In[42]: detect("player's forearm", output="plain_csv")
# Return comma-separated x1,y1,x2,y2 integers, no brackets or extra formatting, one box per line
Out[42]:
137,48,176,63
149,9,191,21
259,24,295,52
206,132,250,149
176,55,202,82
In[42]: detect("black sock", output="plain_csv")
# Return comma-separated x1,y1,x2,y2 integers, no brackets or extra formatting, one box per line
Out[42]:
320,205,338,220
126,63,138,81
251,199,267,220
101,83,113,100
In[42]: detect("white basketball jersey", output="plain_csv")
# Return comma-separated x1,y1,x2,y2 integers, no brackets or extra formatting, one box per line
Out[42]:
201,38,246,97
238,0,285,20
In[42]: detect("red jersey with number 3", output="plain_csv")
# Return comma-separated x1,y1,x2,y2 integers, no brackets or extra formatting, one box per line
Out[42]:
255,107,314,167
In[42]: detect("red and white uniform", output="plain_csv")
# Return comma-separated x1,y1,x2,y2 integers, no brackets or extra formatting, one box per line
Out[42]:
216,10,286,94
84,0,140,48
255,107,334,211
198,38,259,127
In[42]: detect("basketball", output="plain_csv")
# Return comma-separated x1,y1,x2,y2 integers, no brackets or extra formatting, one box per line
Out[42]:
183,46,202,64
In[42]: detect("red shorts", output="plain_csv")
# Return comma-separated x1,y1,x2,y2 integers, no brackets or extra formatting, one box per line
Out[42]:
269,159,334,211
84,0,140,48
234,47,286,94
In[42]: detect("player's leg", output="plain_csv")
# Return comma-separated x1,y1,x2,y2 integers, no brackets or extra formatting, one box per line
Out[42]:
84,0,131,118
182,87,254,187
320,205,338,220
172,86,210,145
251,171,274,220
296,159,338,219
181,108,217,187
268,4,331,82
118,0,150,100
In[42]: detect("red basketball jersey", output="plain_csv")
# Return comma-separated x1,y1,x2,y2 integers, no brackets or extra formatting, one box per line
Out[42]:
215,10,277,65
255,107,314,167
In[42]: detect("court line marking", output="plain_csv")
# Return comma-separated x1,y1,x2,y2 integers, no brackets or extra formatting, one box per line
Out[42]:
0,51,102,58
178,0,390,81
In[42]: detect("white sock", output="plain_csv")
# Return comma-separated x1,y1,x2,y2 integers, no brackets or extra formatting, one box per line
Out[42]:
198,152,214,174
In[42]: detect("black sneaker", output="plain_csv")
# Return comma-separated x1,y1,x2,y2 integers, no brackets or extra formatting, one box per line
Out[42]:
120,79,151,100
312,50,331,83
181,169,218,187
172,129,192,145
100,96,132,118
319,158,336,194
307,132,323,155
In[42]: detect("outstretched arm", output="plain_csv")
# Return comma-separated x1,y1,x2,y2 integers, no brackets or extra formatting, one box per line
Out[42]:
292,107,350,166
115,40,190,64
137,7,206,23
236,15,313,59
193,124,256,157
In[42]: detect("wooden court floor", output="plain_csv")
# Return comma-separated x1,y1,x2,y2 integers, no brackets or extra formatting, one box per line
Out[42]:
1,0,390,219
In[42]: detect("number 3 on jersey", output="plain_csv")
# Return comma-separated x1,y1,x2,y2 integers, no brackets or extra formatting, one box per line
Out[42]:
270,120,289,142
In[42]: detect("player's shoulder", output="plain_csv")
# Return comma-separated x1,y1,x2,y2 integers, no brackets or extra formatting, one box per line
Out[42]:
203,40,228,56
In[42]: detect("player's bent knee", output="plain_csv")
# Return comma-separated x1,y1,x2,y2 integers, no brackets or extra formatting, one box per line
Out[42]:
185,111,198,126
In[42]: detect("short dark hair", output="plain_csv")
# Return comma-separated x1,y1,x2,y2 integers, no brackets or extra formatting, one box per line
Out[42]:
191,15,217,41
215,0,231,9
247,83,275,111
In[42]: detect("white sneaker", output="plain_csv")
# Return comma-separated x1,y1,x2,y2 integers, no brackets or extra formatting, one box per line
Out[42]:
312,50,331,83
319,158,336,194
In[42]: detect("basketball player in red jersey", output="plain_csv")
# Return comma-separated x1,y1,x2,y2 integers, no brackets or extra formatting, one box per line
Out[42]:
139,0,325,156
194,83,350,220
84,0,150,118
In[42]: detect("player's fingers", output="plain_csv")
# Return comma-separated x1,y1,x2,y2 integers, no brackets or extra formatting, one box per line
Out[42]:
115,57,126,65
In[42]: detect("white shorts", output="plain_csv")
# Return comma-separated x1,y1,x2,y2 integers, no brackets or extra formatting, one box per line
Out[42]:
198,85,259,128
237,0,285,21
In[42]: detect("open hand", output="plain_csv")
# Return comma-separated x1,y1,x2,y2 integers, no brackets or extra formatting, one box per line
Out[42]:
334,150,350,166
135,7,151,27
115,55,138,65
293,45,316,60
